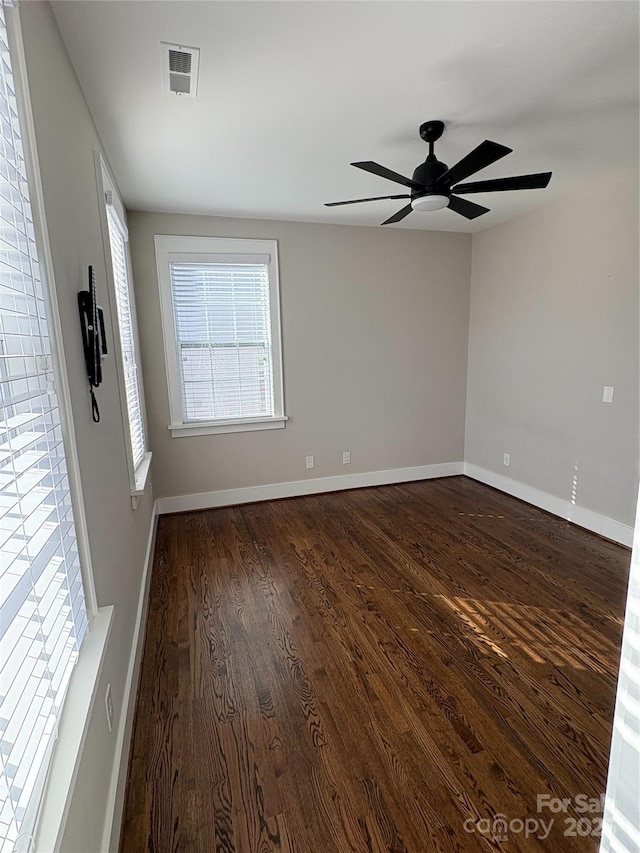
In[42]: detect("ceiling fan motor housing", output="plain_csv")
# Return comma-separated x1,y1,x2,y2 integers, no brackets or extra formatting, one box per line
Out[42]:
412,159,448,199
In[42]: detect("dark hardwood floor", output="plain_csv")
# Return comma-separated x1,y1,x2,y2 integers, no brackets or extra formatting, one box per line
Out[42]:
120,476,630,852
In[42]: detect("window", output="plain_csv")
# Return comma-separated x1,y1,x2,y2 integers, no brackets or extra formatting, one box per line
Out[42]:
98,161,150,493
601,531,640,853
155,236,286,437
0,6,89,848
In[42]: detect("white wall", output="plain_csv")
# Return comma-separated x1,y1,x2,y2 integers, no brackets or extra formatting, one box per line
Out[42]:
128,211,472,499
466,172,639,527
18,4,155,851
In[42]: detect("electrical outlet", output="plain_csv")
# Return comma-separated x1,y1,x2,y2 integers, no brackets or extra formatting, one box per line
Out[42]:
503,453,511,467
105,683,114,732
342,451,351,465
305,455,314,469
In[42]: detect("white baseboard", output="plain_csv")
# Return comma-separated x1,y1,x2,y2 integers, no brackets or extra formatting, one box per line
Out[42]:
156,462,634,547
100,502,159,853
156,462,465,515
464,463,633,547
156,462,632,548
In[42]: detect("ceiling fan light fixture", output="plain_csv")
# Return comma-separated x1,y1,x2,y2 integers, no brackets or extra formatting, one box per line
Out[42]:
411,194,449,212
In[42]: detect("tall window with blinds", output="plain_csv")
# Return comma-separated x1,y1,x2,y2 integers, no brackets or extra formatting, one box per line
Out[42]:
155,236,286,437
170,260,274,422
0,6,88,849
104,197,146,471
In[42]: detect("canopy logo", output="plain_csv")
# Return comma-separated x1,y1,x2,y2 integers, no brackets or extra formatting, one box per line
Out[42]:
463,815,554,842
463,794,604,843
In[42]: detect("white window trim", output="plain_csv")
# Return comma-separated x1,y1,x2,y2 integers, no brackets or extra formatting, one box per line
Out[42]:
154,235,287,437
5,6,111,851
31,605,113,853
95,154,151,496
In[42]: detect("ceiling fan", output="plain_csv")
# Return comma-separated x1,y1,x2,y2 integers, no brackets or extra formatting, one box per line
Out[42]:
325,120,552,224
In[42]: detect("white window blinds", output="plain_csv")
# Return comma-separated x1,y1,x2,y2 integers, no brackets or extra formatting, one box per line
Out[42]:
0,7,87,849
601,524,640,853
105,203,145,469
169,260,275,422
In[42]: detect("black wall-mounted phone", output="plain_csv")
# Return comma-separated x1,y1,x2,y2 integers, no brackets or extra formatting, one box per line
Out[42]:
78,265,107,422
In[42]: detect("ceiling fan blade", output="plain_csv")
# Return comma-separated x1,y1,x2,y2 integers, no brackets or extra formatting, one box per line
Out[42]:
437,140,512,187
325,194,411,207
447,195,490,220
451,172,552,194
381,203,414,225
352,161,421,189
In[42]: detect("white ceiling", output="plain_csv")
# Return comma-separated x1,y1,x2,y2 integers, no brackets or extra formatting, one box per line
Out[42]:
52,1,639,233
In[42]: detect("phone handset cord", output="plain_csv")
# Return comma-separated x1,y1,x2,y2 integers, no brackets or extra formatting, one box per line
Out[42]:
90,386,100,422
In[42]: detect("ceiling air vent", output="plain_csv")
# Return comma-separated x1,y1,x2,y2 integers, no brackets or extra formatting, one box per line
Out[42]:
161,42,200,98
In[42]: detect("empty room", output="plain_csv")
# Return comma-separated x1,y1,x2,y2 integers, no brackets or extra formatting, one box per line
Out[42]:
0,1,638,851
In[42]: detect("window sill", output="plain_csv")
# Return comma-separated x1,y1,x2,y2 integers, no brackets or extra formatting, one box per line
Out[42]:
132,451,152,496
169,415,288,438
33,606,114,853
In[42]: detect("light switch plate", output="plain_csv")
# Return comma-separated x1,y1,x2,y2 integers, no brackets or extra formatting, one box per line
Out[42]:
603,386,614,403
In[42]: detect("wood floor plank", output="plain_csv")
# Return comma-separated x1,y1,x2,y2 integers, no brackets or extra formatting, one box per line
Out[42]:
120,476,629,852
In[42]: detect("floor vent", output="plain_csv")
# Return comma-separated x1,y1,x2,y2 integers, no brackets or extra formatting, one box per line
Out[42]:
161,42,200,97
